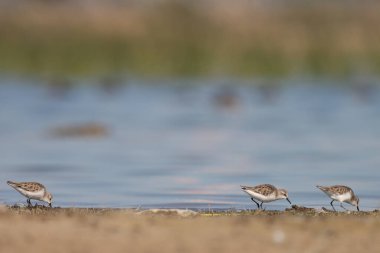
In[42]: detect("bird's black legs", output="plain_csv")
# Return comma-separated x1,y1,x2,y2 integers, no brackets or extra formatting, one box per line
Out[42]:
27,199,32,207
340,203,348,211
329,200,351,212
250,198,265,210
251,198,260,209
330,200,336,212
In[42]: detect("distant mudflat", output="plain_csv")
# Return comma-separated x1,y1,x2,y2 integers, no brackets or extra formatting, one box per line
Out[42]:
1,205,379,253
2,1,380,77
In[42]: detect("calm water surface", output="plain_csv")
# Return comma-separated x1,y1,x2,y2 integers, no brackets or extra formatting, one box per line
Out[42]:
0,78,379,210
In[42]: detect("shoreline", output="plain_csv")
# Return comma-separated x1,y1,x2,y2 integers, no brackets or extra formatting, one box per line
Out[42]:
4,204,380,217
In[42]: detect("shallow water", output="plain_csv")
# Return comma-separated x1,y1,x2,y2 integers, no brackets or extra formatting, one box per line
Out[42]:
0,78,379,210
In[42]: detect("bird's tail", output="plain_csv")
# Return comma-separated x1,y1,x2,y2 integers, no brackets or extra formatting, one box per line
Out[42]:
316,185,326,191
240,185,248,190
7,181,17,187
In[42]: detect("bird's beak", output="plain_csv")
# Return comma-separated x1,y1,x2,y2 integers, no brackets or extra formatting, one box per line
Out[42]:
357,206,360,211
286,198,292,205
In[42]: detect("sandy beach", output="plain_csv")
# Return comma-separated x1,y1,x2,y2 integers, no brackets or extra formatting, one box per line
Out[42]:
0,205,379,253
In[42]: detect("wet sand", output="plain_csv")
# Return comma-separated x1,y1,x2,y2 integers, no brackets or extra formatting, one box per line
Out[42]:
1,205,379,253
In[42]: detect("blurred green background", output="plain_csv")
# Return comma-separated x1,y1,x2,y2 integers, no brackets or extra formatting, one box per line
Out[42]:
1,0,380,78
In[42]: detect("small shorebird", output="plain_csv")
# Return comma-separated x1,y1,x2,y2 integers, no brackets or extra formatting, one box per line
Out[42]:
240,184,292,209
7,181,53,207
316,185,359,211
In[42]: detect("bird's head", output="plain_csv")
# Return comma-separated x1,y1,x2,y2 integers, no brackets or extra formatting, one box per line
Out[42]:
278,189,292,205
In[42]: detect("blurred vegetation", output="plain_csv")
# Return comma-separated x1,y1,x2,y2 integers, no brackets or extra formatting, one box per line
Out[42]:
1,0,380,78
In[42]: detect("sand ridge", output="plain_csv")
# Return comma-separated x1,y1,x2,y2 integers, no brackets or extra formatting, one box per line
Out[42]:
0,205,379,253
